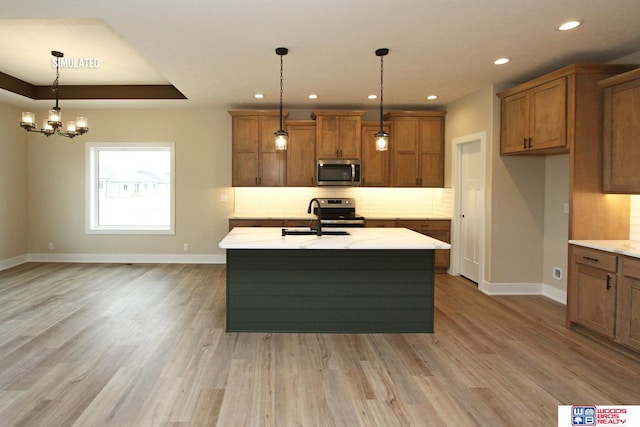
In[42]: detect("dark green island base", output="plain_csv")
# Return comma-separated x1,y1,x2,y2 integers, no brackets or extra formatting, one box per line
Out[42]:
225,249,435,333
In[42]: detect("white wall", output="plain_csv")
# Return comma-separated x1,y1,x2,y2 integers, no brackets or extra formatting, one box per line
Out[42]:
0,102,28,266
25,108,233,261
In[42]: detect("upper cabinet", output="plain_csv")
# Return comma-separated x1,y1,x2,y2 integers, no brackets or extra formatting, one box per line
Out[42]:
600,68,640,193
361,121,390,186
286,120,316,187
384,111,446,187
312,111,365,159
500,78,567,154
230,110,288,187
497,64,636,157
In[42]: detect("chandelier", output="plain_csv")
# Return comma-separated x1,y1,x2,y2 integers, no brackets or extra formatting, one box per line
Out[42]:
20,51,89,138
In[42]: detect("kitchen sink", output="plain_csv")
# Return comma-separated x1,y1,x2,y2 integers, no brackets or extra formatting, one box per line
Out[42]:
281,228,350,236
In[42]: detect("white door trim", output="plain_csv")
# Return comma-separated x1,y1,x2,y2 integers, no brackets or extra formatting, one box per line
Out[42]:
451,132,486,289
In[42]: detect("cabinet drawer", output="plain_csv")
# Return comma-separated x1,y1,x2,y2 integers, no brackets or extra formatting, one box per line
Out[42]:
397,220,450,231
229,219,284,230
366,220,397,228
572,246,618,273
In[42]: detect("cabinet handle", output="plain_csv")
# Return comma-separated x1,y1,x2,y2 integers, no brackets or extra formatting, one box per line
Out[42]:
523,137,527,149
255,177,258,185
606,274,612,290
582,256,599,262
528,137,532,149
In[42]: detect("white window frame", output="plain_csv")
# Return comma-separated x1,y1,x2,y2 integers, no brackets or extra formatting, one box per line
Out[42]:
86,142,175,235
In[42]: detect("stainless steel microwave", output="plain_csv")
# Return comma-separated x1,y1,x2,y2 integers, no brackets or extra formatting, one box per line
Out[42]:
316,159,361,186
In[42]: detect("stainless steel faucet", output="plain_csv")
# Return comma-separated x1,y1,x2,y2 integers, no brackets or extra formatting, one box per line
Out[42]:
307,198,323,236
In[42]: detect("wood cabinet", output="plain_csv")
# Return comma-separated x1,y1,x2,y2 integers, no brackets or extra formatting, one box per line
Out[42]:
286,120,316,186
380,219,450,271
384,111,446,187
361,121,390,186
499,77,567,154
365,219,396,228
618,256,640,351
600,67,640,193
568,244,640,353
498,64,637,159
312,111,365,159
230,111,287,186
568,245,618,339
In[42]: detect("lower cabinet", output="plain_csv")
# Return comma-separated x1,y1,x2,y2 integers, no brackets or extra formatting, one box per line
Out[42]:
568,246,617,339
568,244,640,353
366,219,451,272
228,219,284,231
618,256,640,352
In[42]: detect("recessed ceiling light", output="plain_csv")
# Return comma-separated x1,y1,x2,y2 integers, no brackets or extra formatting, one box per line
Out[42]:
494,58,510,65
426,95,438,100
254,93,264,99
558,20,582,31
308,94,318,99
368,94,378,100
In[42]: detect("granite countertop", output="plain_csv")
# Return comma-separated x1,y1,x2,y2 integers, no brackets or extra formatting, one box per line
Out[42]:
569,240,640,259
219,227,452,250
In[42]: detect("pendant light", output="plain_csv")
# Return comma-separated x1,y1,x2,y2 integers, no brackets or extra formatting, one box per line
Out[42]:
20,51,89,138
274,47,289,150
374,48,389,151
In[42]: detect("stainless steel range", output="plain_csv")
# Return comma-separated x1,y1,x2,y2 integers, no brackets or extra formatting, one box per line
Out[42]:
310,198,365,227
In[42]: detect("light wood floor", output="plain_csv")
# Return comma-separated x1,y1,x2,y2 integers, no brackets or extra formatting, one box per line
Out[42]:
0,263,638,426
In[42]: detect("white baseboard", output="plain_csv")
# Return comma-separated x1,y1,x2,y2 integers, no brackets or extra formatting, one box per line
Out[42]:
0,254,29,271
3,253,227,265
479,280,566,305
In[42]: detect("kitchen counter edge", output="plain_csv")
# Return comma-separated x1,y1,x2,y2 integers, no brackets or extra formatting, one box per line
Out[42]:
569,240,640,259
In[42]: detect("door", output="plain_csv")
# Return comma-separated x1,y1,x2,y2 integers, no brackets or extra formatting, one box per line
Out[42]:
459,140,481,283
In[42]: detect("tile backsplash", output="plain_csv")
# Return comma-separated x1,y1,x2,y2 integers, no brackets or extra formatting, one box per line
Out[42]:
631,195,640,241
234,190,640,239
234,187,454,218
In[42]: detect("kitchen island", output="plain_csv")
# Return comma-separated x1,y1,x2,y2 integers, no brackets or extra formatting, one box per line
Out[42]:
219,227,451,333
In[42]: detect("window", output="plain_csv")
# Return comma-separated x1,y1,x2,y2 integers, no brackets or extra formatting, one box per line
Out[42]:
86,142,175,234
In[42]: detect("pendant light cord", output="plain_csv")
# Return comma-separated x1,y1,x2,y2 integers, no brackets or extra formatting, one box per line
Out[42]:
379,54,384,132
279,53,284,130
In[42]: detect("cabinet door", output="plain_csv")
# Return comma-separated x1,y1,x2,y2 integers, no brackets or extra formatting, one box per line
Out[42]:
569,246,618,338
419,117,444,187
339,116,362,159
232,115,260,186
529,77,567,151
603,78,640,192
361,124,389,186
286,123,316,186
259,116,286,186
618,257,640,351
316,115,340,158
501,91,530,154
391,117,420,186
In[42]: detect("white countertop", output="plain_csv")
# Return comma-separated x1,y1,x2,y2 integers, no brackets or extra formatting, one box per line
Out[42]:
219,227,452,250
228,214,451,221
569,240,640,259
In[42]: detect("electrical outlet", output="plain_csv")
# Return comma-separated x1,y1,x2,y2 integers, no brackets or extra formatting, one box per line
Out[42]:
553,267,563,280
48,242,54,250
183,243,189,252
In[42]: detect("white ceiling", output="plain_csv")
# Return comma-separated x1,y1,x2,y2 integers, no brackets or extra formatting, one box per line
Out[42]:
1,0,639,111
